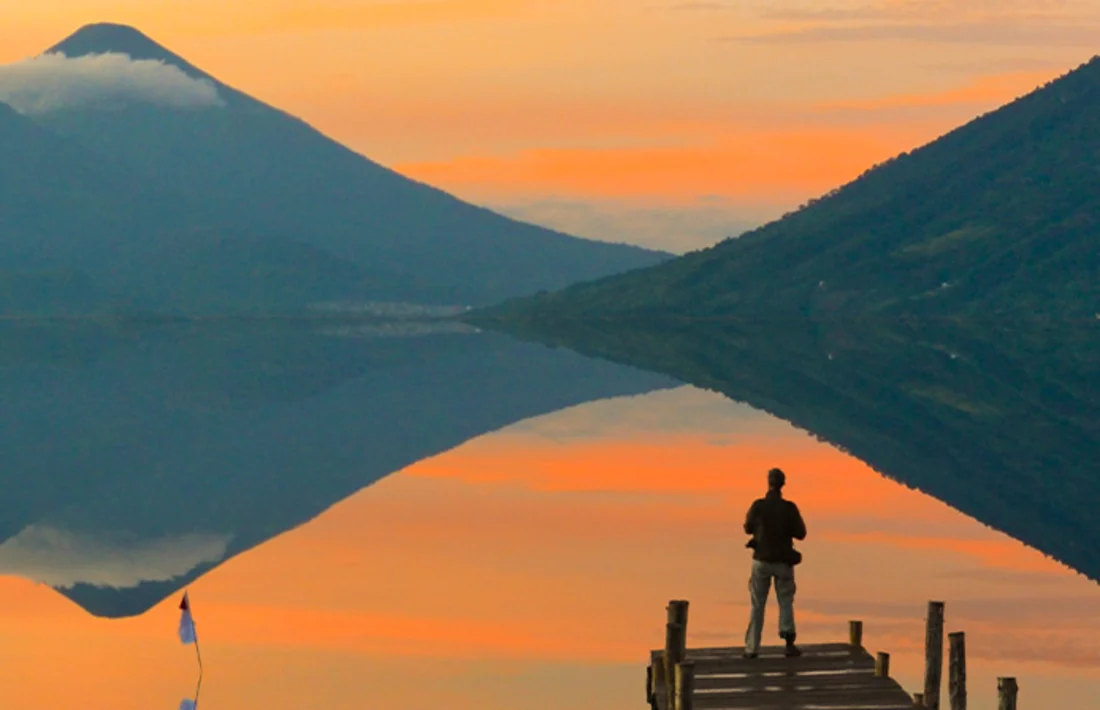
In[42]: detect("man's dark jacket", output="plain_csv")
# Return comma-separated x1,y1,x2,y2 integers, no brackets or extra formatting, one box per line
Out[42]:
744,489,807,564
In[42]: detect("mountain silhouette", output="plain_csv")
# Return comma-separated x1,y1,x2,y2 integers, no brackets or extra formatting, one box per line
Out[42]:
0,321,677,617
483,56,1100,321
0,23,669,313
48,23,208,77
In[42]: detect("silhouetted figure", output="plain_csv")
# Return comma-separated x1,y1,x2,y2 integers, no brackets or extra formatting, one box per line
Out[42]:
742,467,806,658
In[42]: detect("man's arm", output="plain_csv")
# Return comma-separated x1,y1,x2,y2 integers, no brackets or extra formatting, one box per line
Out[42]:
743,500,759,535
789,502,807,540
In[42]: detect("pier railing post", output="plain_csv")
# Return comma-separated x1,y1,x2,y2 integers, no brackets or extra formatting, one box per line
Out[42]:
875,651,891,678
948,632,966,710
925,601,946,709
668,600,689,656
675,662,695,710
849,620,863,648
664,623,685,710
664,601,689,710
997,677,1018,710
647,655,662,709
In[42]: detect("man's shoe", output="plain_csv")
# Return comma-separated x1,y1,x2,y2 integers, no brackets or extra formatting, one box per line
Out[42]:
781,631,800,658
742,650,758,659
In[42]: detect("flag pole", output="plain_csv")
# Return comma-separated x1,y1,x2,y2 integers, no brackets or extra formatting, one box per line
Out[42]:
194,625,204,674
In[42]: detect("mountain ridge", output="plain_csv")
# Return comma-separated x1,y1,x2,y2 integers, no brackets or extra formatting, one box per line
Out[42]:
48,23,215,82
479,54,1100,322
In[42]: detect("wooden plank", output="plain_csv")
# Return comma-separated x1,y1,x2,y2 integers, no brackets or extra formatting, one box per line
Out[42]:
690,647,873,666
695,698,914,710
696,679,905,697
691,652,875,676
693,684,915,710
653,643,857,661
689,643,857,656
658,675,907,696
694,669,885,692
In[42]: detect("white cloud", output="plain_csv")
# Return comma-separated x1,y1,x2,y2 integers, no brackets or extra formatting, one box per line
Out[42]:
0,52,223,115
0,525,232,589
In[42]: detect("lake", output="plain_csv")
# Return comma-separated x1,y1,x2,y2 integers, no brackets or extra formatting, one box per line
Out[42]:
0,322,1096,710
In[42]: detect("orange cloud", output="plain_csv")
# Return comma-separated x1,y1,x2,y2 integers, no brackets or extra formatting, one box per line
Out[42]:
195,0,527,37
814,69,1063,111
10,0,523,36
397,126,918,202
823,529,1078,575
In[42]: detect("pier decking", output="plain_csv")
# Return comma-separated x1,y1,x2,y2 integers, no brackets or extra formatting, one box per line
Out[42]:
646,600,1020,710
648,642,912,709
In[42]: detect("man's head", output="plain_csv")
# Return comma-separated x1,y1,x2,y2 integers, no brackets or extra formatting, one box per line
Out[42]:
767,467,786,491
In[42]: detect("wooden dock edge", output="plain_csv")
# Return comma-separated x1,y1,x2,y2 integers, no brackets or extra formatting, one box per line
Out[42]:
646,599,1021,709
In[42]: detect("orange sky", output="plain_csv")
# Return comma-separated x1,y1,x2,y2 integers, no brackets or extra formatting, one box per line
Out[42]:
0,1,1094,249
0,387,1096,710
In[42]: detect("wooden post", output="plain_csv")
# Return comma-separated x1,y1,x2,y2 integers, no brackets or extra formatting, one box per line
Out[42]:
648,653,665,710
675,662,695,710
914,693,925,706
668,600,690,627
849,620,863,648
668,600,690,658
948,632,966,710
663,600,689,710
925,601,946,710
875,651,891,678
998,677,1018,710
664,623,686,710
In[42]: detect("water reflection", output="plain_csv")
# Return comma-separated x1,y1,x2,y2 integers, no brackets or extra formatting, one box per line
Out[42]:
0,387,1096,710
0,321,675,617
490,316,1100,581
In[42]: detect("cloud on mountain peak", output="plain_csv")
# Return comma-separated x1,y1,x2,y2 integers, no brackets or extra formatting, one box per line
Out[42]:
0,52,223,115
0,524,232,589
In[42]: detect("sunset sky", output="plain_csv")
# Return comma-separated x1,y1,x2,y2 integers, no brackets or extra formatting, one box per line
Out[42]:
1,0,1095,249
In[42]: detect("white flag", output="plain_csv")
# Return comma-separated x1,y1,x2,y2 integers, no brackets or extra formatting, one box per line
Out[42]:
178,592,197,645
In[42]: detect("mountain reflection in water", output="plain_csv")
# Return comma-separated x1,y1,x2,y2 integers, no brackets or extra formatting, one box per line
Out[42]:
0,386,1097,710
0,320,676,617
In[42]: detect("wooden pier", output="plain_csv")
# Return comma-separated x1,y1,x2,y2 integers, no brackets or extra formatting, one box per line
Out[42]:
647,600,1020,710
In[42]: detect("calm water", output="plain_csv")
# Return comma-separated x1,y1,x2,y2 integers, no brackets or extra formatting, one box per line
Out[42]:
0,324,1097,709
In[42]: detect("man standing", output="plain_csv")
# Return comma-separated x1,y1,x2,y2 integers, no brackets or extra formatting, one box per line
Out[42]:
742,467,806,658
